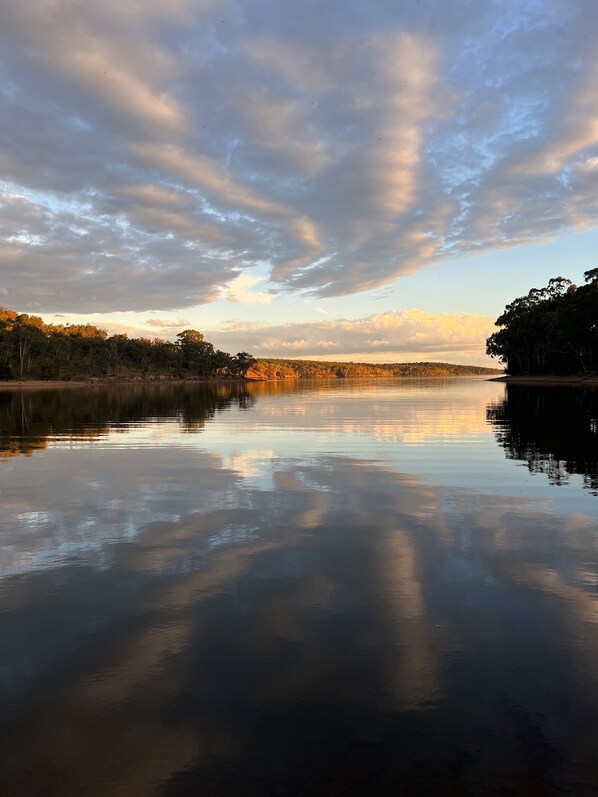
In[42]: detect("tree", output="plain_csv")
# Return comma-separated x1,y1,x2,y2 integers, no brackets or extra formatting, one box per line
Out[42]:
212,349,234,375
0,311,242,381
230,352,257,377
176,329,205,372
486,271,598,375
12,315,47,377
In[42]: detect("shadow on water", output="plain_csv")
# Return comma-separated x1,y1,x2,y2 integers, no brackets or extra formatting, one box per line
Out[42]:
487,385,598,493
0,383,256,458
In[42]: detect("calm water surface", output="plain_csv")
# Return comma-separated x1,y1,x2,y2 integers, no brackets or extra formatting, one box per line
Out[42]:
1,378,597,796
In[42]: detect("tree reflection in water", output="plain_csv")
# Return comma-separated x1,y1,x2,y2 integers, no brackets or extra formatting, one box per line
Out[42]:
0,383,256,459
487,385,598,493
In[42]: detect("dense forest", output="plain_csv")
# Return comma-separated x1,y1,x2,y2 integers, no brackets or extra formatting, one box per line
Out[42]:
0,307,255,380
486,269,598,375
247,358,500,380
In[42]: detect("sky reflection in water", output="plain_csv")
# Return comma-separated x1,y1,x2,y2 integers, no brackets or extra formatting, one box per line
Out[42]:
1,379,597,796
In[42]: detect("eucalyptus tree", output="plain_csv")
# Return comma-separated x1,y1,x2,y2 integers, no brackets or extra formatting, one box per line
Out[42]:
487,271,598,374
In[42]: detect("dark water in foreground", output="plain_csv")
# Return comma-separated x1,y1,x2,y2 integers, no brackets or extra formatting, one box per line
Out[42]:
1,378,597,796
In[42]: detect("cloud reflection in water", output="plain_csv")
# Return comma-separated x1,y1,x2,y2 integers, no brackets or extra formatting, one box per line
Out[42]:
0,380,597,795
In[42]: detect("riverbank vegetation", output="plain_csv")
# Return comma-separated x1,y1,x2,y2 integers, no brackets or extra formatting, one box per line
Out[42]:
486,269,598,375
247,359,500,380
0,307,255,380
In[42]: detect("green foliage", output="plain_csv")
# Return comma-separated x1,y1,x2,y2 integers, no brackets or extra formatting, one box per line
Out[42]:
0,308,253,381
486,271,598,375
230,352,257,377
248,359,500,380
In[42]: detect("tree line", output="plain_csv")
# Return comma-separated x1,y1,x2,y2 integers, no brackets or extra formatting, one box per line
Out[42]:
486,269,598,375
0,307,255,380
249,358,500,380
0,303,502,383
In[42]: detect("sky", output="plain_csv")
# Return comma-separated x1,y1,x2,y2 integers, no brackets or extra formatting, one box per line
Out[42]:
1,0,597,366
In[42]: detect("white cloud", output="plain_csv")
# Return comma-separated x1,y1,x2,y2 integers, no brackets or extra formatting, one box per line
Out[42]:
146,317,191,330
206,309,495,363
222,273,273,305
0,0,596,312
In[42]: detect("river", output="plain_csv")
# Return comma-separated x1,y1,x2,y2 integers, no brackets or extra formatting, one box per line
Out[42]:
1,378,597,795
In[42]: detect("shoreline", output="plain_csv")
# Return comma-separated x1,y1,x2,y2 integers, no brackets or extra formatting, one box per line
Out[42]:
488,374,598,386
0,373,502,390
0,377,251,391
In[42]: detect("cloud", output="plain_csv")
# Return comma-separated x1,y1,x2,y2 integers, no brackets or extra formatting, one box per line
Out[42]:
235,93,330,174
65,307,494,364
0,0,597,312
146,317,191,330
0,192,233,311
223,273,274,305
207,309,495,363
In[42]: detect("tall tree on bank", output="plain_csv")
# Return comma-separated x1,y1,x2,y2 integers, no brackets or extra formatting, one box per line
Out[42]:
0,311,254,381
486,270,598,375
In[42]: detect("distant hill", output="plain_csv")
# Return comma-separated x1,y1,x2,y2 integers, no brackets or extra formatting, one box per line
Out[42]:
248,358,501,380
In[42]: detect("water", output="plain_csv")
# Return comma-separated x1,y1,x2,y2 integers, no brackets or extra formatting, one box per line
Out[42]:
1,378,597,796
